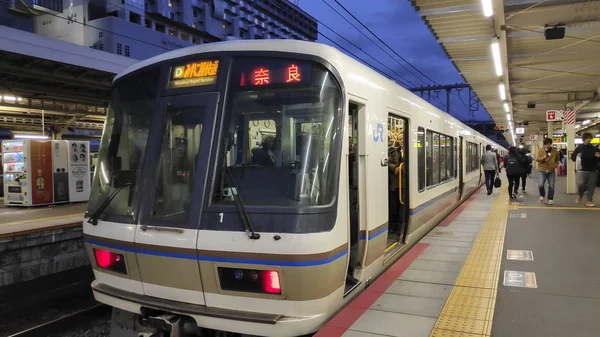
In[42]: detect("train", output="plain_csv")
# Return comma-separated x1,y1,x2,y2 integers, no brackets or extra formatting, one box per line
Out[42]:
82,39,506,337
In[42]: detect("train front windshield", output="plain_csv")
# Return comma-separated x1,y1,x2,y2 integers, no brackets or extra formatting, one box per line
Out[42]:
86,56,343,227
214,58,343,207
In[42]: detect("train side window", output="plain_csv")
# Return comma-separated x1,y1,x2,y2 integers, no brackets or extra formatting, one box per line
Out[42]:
426,130,456,188
466,141,479,173
448,137,454,179
440,134,447,182
432,133,440,185
149,106,204,225
426,130,433,186
417,127,425,191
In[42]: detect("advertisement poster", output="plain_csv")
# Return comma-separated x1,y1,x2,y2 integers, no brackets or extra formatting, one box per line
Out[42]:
29,140,54,205
68,141,91,202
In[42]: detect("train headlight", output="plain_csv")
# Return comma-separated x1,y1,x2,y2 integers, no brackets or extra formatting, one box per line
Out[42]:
218,267,281,295
263,270,281,294
93,248,127,274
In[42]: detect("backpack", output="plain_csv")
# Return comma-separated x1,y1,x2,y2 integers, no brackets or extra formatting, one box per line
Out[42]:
505,155,521,176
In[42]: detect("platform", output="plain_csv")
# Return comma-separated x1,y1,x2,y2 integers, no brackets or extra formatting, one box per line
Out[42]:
315,172,600,337
0,201,86,237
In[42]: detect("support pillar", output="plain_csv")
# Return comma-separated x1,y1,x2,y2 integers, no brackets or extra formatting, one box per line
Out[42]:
566,101,576,194
547,121,553,138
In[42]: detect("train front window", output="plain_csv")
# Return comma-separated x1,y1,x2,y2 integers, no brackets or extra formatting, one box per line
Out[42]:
149,106,203,225
213,58,343,207
85,68,158,223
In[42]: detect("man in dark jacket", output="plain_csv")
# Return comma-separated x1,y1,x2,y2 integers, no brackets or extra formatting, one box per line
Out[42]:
388,141,402,233
571,133,600,207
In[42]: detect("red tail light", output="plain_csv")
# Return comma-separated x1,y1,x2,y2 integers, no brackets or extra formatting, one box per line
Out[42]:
263,270,281,294
93,248,127,274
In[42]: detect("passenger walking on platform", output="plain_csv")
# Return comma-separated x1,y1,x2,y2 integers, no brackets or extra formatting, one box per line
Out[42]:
536,138,560,205
570,133,600,207
481,145,499,195
518,150,531,193
504,146,522,199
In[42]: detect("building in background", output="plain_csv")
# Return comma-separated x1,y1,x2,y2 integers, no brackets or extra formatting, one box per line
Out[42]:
463,120,510,148
1,0,318,60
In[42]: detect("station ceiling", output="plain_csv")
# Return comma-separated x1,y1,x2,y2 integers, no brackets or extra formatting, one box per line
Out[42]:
0,49,111,134
0,25,135,136
410,0,600,145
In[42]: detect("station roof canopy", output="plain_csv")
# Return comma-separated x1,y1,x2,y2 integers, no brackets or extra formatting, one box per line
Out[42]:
410,0,600,144
0,25,136,134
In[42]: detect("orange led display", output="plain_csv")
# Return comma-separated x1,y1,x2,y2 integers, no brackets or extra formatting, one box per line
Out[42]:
168,60,219,88
286,64,301,83
254,68,270,85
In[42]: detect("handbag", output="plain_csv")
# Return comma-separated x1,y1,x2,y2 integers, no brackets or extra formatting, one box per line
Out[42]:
494,172,502,188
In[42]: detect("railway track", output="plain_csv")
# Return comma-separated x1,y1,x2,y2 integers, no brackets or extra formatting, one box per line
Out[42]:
7,304,111,337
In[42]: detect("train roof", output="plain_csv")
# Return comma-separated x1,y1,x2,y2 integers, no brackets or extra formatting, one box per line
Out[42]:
114,39,341,81
114,39,506,151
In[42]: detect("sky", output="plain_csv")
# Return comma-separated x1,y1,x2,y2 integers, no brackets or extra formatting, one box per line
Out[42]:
297,0,493,122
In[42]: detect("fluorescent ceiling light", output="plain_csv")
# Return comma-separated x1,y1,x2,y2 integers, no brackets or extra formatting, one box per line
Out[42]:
14,134,49,140
595,134,600,138
575,124,580,129
4,95,16,102
499,83,506,100
582,120,590,125
518,145,523,148
481,0,493,17
491,40,503,76
506,113,511,121
504,102,510,112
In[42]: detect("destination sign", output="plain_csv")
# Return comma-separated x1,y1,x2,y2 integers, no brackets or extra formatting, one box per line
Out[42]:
233,58,313,89
168,60,219,89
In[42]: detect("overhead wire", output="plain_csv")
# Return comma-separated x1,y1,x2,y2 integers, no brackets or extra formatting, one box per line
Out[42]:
319,0,428,87
316,19,414,87
330,0,439,85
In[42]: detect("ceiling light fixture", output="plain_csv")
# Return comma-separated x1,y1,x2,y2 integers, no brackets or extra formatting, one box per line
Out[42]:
499,83,506,100
14,134,49,140
491,39,503,76
481,0,493,17
504,102,510,113
506,113,511,121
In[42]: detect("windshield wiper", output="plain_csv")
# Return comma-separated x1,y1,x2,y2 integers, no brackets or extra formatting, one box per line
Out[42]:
87,184,129,225
87,170,134,226
222,140,260,240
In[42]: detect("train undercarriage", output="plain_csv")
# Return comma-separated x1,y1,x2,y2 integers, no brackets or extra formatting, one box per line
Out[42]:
109,308,313,337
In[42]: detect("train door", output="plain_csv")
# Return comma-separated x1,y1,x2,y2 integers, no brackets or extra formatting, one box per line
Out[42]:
135,93,219,305
386,114,409,247
458,136,464,198
345,102,363,294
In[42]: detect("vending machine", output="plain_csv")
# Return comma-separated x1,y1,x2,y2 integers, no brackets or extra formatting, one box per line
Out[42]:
66,140,91,202
2,140,54,206
52,140,70,203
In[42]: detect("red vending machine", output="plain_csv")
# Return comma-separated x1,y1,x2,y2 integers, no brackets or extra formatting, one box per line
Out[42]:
3,140,54,206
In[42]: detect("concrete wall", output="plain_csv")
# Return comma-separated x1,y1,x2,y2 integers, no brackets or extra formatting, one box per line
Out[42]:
0,226,88,287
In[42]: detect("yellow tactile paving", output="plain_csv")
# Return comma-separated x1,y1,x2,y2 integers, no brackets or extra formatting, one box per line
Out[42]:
430,330,483,337
429,188,509,337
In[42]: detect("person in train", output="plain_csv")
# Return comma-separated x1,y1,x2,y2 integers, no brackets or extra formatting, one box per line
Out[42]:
504,146,523,199
388,140,402,234
570,133,600,207
535,138,560,205
481,145,499,195
250,134,276,166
